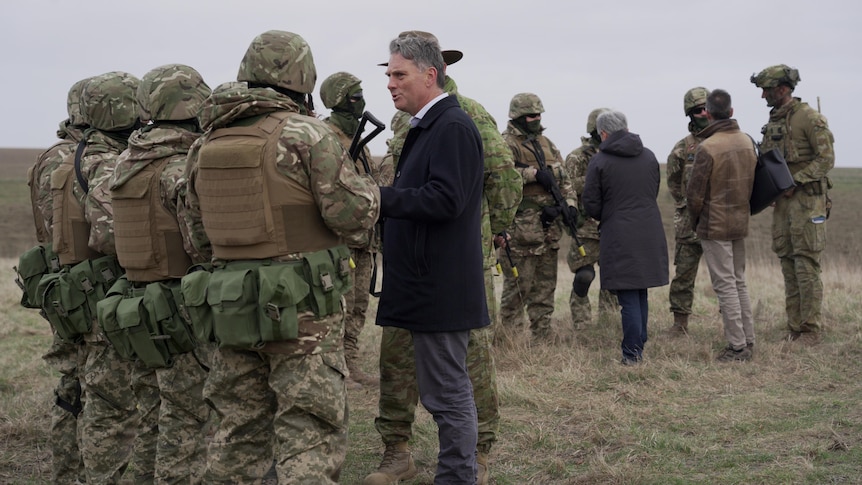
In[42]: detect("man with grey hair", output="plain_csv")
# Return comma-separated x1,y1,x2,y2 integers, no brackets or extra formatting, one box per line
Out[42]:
582,110,668,365
375,33,487,483
686,89,757,361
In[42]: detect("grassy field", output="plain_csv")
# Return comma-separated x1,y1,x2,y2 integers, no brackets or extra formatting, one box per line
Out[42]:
1,148,861,483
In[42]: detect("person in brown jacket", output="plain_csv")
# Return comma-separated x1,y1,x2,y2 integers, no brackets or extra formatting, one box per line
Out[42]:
686,89,758,362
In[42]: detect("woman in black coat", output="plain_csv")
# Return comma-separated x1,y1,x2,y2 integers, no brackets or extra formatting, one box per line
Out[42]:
582,110,669,365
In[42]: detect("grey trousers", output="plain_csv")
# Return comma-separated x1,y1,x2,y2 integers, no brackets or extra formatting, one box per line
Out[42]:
412,330,477,485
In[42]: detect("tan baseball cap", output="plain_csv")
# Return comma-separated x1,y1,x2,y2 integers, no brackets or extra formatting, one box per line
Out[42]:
378,30,463,66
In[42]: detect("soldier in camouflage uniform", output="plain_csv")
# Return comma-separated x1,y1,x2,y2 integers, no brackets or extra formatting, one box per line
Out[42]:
666,87,711,333
109,64,213,484
500,92,576,342
365,30,521,485
751,65,835,342
50,71,145,484
319,71,381,388
26,77,90,485
564,108,619,329
184,31,380,484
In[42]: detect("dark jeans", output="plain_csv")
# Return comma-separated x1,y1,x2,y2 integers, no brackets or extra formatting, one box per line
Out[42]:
616,289,649,361
412,330,477,484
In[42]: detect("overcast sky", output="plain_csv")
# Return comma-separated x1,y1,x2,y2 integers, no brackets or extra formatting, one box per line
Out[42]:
1,0,858,167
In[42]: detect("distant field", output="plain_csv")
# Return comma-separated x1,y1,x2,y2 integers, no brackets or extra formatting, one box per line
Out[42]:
2,147,860,268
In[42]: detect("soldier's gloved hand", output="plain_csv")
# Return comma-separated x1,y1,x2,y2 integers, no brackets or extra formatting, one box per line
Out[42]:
540,206,560,228
563,205,579,224
535,168,555,192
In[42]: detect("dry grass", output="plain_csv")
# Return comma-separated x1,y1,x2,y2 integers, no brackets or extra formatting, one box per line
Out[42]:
2,152,861,483
6,256,861,484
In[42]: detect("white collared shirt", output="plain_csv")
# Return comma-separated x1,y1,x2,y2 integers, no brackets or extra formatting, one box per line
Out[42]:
410,92,449,127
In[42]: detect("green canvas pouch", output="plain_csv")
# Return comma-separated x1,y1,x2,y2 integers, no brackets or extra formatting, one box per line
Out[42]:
38,270,92,343
303,250,341,317
180,266,213,343
97,277,135,360
118,294,171,367
257,263,310,342
144,281,195,356
15,245,51,308
208,268,261,349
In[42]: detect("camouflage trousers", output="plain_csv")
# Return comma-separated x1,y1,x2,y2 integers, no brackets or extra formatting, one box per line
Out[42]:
42,335,85,485
344,249,373,367
499,248,558,339
79,340,140,484
131,362,159,484
204,331,348,484
566,238,618,327
669,240,704,315
773,191,827,332
375,266,499,452
154,345,212,485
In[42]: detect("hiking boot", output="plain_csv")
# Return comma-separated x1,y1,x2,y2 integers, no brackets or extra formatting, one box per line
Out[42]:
716,345,752,362
363,441,418,485
669,312,689,335
476,451,490,485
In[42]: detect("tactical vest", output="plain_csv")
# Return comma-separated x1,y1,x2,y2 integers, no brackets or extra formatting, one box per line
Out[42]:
761,101,817,176
512,135,558,198
50,156,102,266
196,111,340,260
112,159,192,282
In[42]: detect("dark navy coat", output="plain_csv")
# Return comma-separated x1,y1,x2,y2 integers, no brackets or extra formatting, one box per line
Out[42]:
582,130,669,291
376,95,489,332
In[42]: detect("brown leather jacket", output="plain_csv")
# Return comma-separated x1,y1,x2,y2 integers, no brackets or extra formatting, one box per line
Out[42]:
686,119,757,241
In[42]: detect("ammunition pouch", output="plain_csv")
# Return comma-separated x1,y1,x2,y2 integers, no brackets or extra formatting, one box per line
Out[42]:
181,246,350,349
97,276,197,369
15,243,61,309
36,255,121,343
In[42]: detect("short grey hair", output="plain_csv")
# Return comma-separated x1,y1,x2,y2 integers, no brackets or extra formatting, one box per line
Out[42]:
596,110,628,135
389,35,446,89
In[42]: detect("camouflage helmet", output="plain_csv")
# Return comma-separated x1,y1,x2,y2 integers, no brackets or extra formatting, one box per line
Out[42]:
237,30,316,94
508,92,544,119
586,108,610,133
82,71,140,131
683,87,710,116
750,64,801,89
66,78,91,127
138,64,211,122
320,72,361,109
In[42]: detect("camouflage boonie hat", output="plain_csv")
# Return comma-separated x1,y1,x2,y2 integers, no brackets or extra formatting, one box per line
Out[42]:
586,108,610,133
238,30,316,94
320,72,361,109
138,64,211,122
683,87,710,115
67,77,91,127
509,92,544,119
82,71,140,131
750,64,800,89
377,30,463,66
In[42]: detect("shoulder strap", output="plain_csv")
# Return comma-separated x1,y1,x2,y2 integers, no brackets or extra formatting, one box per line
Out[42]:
73,140,89,194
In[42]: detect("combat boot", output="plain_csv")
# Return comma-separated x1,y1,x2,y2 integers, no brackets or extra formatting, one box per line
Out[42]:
670,312,689,335
363,441,418,485
476,451,490,485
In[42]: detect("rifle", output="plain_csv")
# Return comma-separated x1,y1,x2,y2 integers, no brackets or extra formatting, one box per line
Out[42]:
524,138,586,257
348,111,386,297
349,111,386,173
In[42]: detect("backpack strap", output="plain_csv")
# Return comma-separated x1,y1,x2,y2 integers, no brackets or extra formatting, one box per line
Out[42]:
73,140,89,194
